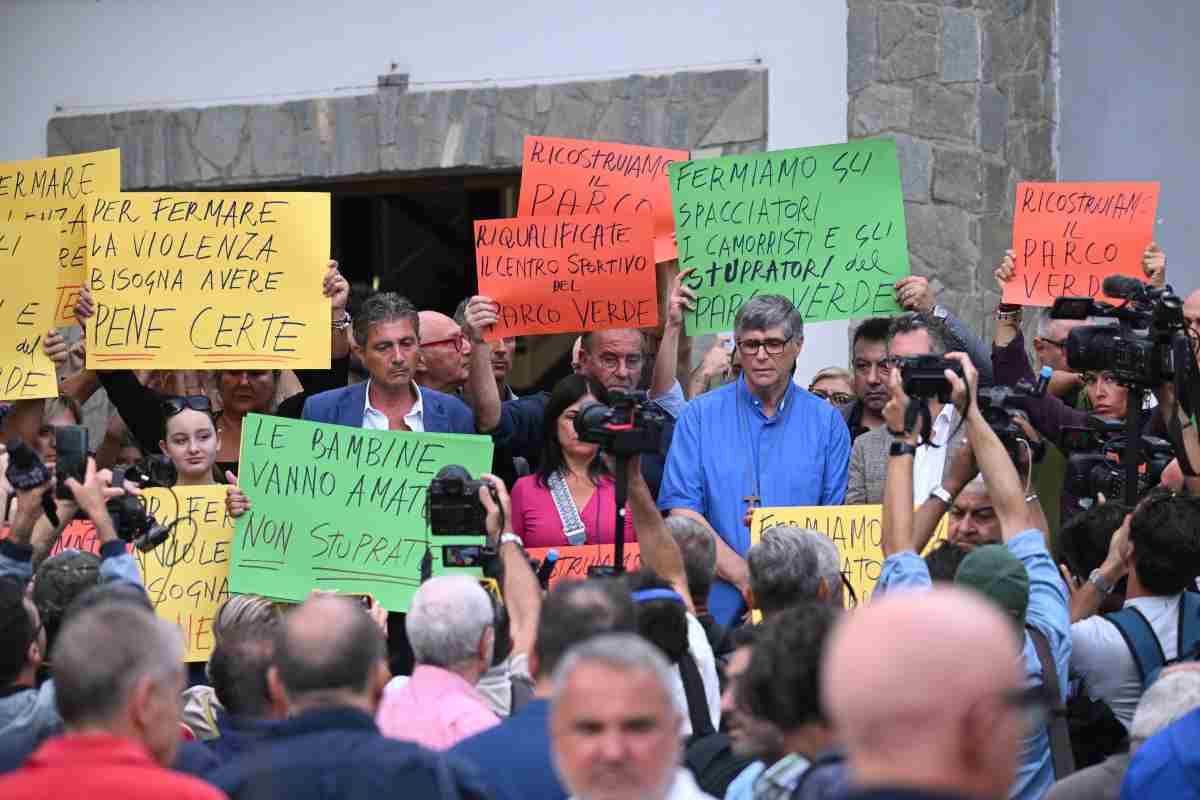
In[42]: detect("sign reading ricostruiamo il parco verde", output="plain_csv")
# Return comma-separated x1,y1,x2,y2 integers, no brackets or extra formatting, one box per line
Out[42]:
83,192,331,370
1006,181,1160,307
669,139,909,335
230,415,494,610
0,149,122,323
474,215,658,340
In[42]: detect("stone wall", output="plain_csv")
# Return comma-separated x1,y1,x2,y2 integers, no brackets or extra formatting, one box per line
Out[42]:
46,68,768,187
847,0,1057,337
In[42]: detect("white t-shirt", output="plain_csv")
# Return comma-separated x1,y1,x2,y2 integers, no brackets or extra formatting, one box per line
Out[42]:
912,403,955,504
1071,593,1183,729
670,613,721,737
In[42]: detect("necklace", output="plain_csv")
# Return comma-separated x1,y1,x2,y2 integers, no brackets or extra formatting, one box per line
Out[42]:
738,380,763,515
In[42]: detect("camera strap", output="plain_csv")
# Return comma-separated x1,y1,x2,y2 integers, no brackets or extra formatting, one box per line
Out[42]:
1169,413,1199,478
903,398,934,445
547,470,588,545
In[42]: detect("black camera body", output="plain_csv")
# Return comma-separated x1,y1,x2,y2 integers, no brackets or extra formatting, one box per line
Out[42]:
898,355,964,403
109,460,171,551
427,465,494,537
977,376,1049,466
1065,435,1174,501
1051,276,1196,393
574,389,668,456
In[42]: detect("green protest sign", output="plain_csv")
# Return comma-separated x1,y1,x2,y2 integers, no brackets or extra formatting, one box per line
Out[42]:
230,414,494,610
668,139,909,334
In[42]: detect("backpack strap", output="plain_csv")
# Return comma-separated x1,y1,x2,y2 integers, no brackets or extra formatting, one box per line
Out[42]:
1026,626,1075,779
1104,606,1166,689
1176,591,1200,664
679,650,716,738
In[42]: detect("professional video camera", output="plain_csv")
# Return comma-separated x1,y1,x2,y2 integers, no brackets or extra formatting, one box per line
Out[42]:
426,465,501,574
898,355,965,403
574,389,669,456
976,368,1052,467
1064,428,1174,501
1052,275,1198,397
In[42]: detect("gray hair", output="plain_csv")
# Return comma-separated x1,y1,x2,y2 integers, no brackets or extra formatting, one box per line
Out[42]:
406,575,494,668
353,291,420,347
1129,669,1200,752
52,603,183,727
665,516,717,604
734,295,804,341
551,633,676,710
886,313,945,355
748,526,843,615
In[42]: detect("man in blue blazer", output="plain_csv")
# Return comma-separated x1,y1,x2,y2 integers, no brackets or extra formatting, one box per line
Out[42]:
302,292,475,434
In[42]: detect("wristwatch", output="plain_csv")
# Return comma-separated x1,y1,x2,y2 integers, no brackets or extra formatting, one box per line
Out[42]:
995,304,1023,324
499,532,523,548
332,311,353,330
1087,568,1116,596
930,486,953,505
889,441,918,458
931,304,950,321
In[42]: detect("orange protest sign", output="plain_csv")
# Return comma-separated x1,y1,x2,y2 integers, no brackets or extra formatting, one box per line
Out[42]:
526,544,642,589
1006,181,1160,307
517,136,688,263
474,216,658,339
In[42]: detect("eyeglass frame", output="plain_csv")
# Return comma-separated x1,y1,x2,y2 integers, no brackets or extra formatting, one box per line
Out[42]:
596,352,646,371
421,333,469,352
735,335,794,357
810,389,856,405
162,395,212,418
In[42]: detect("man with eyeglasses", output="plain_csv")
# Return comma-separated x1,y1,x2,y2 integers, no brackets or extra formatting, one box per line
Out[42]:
414,310,472,396
460,269,694,497
302,292,474,434
874,352,1071,800
657,295,850,629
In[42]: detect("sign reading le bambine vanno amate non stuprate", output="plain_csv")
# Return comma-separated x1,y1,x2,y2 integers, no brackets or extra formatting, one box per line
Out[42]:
669,139,909,335
230,415,494,611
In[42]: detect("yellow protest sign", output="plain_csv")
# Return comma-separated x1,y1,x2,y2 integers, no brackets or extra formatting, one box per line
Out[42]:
750,504,947,605
0,149,121,323
0,223,61,399
84,192,331,370
135,486,235,661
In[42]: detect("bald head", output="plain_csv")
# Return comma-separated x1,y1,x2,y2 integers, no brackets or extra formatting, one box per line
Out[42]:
417,310,470,393
823,587,1025,797
273,596,387,707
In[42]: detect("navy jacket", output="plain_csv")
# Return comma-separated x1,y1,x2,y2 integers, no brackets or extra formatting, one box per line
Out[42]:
451,698,563,800
302,381,475,434
172,714,283,779
208,707,487,800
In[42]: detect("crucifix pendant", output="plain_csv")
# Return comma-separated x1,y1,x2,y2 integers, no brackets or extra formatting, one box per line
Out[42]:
744,495,760,509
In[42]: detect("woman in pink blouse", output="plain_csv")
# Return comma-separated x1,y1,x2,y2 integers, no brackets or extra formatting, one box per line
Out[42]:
510,375,637,548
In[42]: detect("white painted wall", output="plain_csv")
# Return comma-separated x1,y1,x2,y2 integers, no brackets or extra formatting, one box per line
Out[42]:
1,0,851,379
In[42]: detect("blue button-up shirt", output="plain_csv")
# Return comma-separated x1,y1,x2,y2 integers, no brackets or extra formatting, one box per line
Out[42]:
876,529,1070,800
658,376,850,626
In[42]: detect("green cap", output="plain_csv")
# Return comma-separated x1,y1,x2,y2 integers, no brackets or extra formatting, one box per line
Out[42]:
954,544,1030,633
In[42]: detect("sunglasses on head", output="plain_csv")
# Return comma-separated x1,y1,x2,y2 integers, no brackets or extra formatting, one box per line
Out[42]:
162,395,212,418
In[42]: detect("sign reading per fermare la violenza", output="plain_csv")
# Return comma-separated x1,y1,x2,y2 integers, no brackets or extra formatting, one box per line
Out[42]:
669,139,908,335
84,192,331,370
231,415,494,610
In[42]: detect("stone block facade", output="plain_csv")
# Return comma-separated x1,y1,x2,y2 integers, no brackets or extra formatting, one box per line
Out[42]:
848,0,1058,338
47,68,767,187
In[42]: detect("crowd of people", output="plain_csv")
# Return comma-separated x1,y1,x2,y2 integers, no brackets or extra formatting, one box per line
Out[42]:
0,233,1199,800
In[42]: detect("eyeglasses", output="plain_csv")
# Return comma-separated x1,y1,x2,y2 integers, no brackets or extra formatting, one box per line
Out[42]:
597,353,645,371
811,389,855,405
162,395,212,418
736,337,792,356
422,334,468,352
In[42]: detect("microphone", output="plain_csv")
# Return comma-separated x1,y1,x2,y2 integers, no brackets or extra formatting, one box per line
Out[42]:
536,549,559,590
1102,274,1148,300
1034,366,1053,398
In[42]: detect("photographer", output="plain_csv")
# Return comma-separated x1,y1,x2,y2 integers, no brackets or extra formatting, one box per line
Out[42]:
0,457,146,771
877,352,1071,800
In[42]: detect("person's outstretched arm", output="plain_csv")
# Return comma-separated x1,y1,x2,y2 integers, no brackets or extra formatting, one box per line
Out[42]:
629,456,692,613
880,369,916,558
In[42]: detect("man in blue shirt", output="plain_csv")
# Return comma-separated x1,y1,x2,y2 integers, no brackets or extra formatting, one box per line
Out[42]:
874,352,1070,800
451,578,637,800
658,295,850,627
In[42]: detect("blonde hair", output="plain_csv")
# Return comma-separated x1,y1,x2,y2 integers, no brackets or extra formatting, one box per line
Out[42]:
809,366,852,388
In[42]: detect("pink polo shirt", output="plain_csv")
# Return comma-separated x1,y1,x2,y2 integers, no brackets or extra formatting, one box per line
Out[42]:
376,664,500,750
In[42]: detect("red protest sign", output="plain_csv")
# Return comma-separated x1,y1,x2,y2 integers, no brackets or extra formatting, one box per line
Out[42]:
1006,181,1160,306
474,216,658,340
517,136,688,263
526,543,642,589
